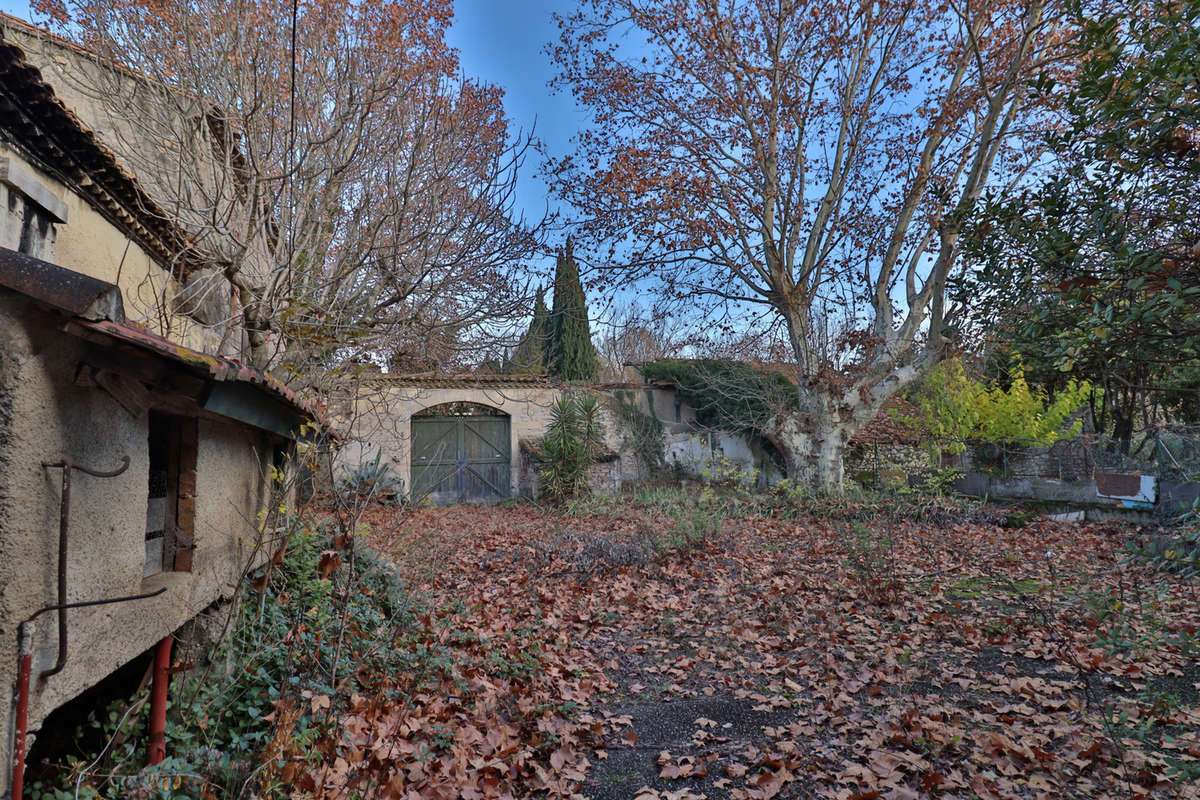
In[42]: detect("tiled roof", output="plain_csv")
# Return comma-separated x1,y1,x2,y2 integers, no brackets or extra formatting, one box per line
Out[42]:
0,23,198,274
71,318,327,429
850,397,923,445
362,373,562,390
0,244,326,432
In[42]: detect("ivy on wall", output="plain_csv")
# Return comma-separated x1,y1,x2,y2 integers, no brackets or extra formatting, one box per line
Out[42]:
638,360,797,438
613,390,666,474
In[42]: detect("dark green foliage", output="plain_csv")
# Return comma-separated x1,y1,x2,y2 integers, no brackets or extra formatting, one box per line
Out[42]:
35,521,419,798
614,390,666,473
961,0,1200,448
539,394,605,501
546,241,599,382
507,289,550,374
639,359,798,437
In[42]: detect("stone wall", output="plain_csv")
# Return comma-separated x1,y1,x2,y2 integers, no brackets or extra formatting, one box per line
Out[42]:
845,441,934,489
954,438,1098,482
847,436,1100,489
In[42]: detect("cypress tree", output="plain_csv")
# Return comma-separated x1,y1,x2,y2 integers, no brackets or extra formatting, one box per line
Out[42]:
546,240,600,382
507,289,550,373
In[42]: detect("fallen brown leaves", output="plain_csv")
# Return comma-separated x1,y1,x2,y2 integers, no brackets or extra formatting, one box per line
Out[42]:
291,502,1198,799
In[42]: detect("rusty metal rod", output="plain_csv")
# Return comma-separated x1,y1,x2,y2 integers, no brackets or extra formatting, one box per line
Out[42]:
147,636,173,766
10,649,31,800
10,585,165,799
39,456,130,680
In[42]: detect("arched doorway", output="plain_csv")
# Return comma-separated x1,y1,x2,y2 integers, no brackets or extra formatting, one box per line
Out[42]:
411,402,511,505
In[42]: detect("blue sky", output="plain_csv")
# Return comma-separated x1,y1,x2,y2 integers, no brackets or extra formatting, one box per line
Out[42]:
447,0,584,232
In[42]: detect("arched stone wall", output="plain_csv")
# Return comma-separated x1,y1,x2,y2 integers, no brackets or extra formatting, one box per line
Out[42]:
338,379,563,500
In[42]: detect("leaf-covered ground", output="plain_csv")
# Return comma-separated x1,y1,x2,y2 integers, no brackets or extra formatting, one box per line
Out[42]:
298,500,1199,799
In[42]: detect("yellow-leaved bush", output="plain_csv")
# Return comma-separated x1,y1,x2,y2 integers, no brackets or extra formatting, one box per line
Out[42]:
901,359,1090,453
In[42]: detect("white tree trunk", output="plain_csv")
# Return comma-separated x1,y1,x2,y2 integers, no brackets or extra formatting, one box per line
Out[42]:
768,412,849,492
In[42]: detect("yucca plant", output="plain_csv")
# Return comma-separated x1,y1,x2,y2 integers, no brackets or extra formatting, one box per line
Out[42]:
539,394,605,502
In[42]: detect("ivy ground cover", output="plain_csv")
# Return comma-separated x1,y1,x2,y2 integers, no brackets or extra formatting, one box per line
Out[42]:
298,501,1199,799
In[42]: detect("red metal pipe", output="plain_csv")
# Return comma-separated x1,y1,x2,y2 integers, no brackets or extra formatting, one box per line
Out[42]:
11,650,32,799
147,636,172,766
8,589,167,799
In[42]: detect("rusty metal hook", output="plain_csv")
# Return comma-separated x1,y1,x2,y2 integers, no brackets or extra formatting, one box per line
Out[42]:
39,455,131,680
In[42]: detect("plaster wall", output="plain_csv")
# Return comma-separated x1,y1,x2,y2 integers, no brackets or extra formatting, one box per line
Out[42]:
340,384,564,499
3,20,277,298
664,430,784,486
646,386,698,430
192,418,275,587
518,451,628,500
608,385,698,434
0,296,272,788
0,143,233,356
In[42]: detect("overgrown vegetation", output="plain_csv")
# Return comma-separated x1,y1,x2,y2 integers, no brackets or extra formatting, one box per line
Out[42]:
34,486,1200,798
640,360,797,438
29,517,415,798
26,510,580,799
962,0,1200,454
613,391,667,475
1127,500,1200,580
565,477,983,529
336,448,403,502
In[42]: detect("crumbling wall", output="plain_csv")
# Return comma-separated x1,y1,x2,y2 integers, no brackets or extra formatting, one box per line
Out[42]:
845,442,934,488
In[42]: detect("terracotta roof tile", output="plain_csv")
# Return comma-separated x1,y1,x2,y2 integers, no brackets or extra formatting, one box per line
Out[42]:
850,397,923,445
363,373,562,390
0,26,198,273
71,317,329,433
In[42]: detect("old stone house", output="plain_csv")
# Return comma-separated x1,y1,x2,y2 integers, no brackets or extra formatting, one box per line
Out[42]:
0,18,319,793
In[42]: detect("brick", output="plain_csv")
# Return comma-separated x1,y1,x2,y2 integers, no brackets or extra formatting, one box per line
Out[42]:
176,494,196,533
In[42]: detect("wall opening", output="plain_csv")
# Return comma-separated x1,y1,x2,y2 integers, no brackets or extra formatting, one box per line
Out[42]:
23,645,155,785
144,412,197,577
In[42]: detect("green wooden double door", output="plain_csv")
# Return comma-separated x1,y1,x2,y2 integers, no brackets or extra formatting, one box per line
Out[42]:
410,412,511,505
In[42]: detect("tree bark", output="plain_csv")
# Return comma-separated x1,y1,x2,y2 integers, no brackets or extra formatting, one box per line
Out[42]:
767,394,852,492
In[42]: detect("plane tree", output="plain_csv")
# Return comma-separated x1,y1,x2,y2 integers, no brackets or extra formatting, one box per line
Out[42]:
548,0,1078,487
32,0,543,381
